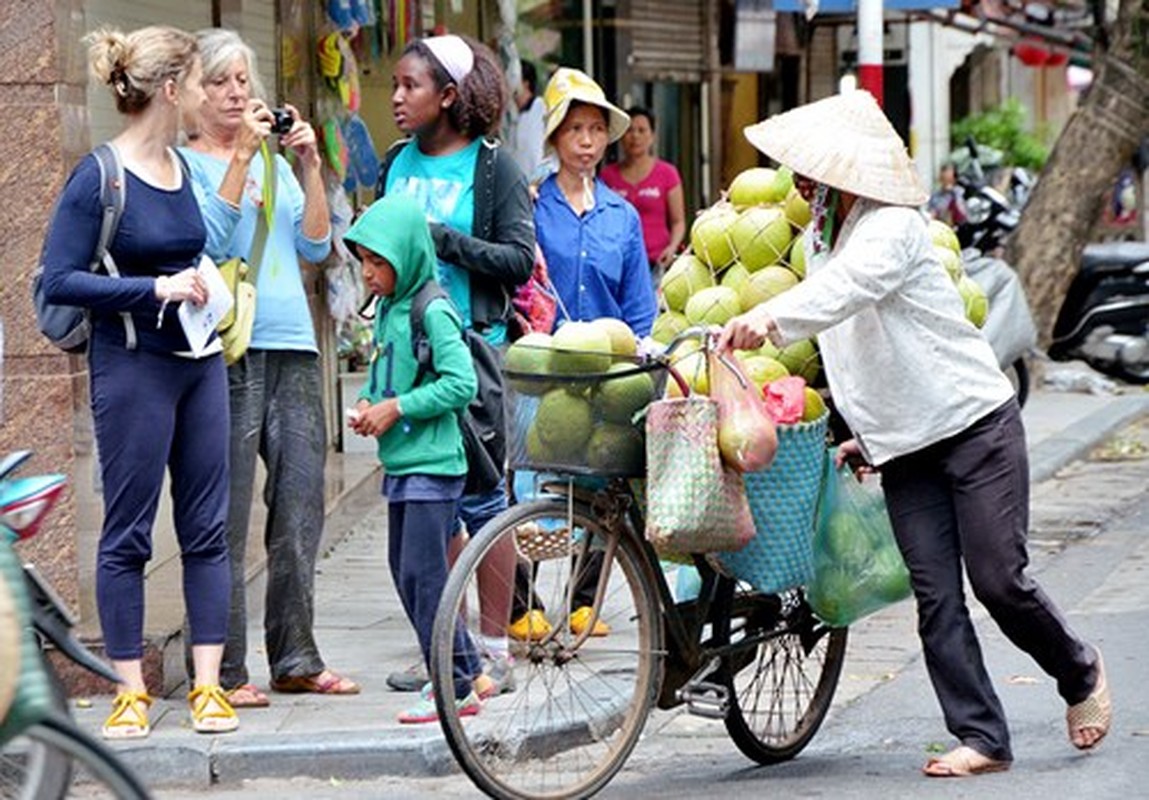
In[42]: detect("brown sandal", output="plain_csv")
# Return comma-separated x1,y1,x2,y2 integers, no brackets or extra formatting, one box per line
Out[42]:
226,683,270,708
270,670,360,695
923,745,1011,778
1067,652,1112,750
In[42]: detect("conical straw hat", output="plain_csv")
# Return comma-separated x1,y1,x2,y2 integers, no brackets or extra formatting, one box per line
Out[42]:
743,90,928,207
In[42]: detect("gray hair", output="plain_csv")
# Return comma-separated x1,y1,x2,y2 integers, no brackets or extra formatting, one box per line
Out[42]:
195,28,268,101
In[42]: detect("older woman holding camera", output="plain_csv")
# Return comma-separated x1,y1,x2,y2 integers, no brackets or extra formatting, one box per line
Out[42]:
180,28,351,708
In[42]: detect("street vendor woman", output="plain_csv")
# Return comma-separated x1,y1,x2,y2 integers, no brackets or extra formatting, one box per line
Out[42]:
718,89,1112,778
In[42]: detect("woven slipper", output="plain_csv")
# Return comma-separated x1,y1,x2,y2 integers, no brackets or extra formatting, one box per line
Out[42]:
102,691,153,740
226,683,270,708
923,745,1011,778
1067,652,1112,750
189,684,239,734
270,670,360,695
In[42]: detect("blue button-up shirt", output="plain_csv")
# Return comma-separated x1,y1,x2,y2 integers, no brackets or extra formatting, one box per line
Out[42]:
535,175,657,336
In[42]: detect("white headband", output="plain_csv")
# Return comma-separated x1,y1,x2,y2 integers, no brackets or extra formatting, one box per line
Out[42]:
424,35,474,85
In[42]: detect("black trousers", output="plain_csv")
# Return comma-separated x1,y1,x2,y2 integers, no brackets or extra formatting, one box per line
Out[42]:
878,399,1097,762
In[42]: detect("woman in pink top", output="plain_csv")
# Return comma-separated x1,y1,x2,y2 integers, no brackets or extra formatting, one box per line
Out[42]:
600,106,686,275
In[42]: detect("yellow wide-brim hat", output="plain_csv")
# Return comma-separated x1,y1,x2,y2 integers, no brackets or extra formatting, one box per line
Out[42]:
743,89,929,207
542,67,630,148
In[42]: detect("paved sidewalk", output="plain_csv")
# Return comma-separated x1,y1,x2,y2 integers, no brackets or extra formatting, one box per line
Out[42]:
75,379,1149,788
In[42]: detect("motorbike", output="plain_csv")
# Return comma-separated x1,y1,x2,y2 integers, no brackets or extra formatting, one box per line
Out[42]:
1047,240,1149,383
951,138,1039,405
0,449,150,799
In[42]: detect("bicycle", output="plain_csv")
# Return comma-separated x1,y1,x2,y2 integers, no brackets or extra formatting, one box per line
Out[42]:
0,450,151,799
430,335,847,799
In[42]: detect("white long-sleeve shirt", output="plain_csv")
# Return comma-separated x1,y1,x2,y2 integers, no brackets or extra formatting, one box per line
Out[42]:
766,198,1014,465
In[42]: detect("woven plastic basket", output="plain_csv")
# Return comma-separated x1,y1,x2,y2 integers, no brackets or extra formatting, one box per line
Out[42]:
712,412,829,594
505,347,668,478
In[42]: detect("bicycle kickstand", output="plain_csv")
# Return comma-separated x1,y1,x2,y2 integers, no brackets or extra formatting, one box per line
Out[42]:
676,656,730,719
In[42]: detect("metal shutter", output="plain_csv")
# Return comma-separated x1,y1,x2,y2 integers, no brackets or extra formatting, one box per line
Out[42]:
627,0,707,82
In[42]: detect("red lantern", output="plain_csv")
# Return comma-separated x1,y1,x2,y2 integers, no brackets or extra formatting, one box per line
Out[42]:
1045,50,1069,67
1014,37,1051,67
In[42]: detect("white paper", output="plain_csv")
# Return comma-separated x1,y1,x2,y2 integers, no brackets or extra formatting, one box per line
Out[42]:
177,255,234,357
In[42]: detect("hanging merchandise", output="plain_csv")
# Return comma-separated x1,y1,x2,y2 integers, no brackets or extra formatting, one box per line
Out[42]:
389,0,419,53
342,113,381,191
317,32,361,113
328,0,356,30
321,118,350,182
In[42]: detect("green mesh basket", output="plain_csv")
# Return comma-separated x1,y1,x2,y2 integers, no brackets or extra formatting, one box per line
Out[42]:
711,413,830,594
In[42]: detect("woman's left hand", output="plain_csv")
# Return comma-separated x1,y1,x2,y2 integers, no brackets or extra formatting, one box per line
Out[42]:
656,246,678,269
276,104,321,169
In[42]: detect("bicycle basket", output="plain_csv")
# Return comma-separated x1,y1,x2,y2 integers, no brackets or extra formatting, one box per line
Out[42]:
711,411,830,594
505,344,668,478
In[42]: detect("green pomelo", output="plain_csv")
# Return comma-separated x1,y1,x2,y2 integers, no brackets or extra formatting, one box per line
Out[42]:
928,218,961,255
823,513,872,568
719,261,752,293
525,422,547,461
535,389,594,461
689,206,739,269
593,362,656,423
551,321,613,375
660,254,714,312
778,338,820,384
737,266,800,312
788,234,807,278
586,424,645,474
935,246,964,283
684,285,743,326
871,549,912,602
755,341,781,360
651,310,689,345
728,166,792,208
729,206,793,272
737,355,789,390
802,387,827,422
957,274,989,328
591,316,638,358
504,332,554,396
666,350,708,396
784,188,812,229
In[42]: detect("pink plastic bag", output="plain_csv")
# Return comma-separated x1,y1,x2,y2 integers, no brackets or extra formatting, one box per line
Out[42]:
709,350,778,473
763,376,807,425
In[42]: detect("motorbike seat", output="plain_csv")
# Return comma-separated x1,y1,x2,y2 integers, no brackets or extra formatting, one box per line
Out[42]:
1080,241,1149,273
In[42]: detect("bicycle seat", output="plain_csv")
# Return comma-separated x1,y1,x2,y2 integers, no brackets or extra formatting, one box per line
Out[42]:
1080,241,1149,271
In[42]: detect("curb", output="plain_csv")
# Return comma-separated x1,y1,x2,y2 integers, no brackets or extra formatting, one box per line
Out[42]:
1027,394,1149,484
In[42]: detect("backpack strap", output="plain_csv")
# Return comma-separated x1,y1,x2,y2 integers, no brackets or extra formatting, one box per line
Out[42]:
91,143,137,350
410,281,449,387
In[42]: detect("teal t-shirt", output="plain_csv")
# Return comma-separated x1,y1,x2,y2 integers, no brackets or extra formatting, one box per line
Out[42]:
384,139,481,330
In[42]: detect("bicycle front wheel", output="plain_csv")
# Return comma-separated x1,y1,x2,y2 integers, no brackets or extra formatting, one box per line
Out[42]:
0,655,73,800
716,585,847,764
0,713,149,799
432,497,663,800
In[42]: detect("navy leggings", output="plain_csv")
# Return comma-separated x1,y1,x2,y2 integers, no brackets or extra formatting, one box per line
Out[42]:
388,498,480,700
90,336,231,660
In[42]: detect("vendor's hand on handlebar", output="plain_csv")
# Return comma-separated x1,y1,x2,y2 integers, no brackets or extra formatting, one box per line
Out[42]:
716,305,778,353
834,438,874,480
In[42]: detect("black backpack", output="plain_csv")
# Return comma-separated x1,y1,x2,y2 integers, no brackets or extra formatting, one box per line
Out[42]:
410,282,506,496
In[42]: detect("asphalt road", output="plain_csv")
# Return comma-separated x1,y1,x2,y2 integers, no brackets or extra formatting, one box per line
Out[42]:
134,418,1149,799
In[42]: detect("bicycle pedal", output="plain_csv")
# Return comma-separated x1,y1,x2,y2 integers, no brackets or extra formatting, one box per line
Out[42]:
677,681,729,719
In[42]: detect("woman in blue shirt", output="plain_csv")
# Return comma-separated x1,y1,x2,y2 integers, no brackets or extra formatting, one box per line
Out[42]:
180,29,347,709
41,25,236,739
534,68,657,338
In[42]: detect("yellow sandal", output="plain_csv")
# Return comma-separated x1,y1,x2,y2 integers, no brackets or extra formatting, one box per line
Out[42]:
102,691,153,740
188,684,239,734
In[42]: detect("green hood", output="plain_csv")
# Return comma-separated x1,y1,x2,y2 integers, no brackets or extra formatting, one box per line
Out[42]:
344,193,437,302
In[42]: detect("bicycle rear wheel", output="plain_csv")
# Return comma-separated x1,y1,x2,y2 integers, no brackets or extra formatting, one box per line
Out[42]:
432,496,663,800
716,584,847,764
0,713,148,799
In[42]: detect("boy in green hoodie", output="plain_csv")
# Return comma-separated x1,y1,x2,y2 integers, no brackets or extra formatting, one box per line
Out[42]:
344,194,482,723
